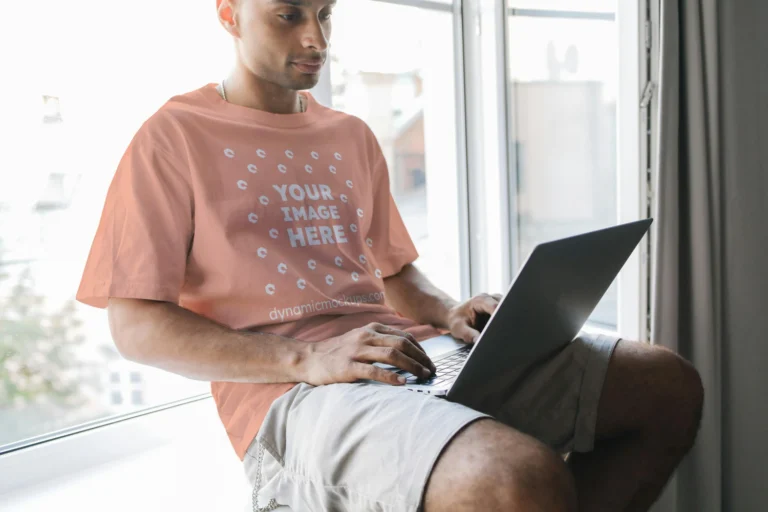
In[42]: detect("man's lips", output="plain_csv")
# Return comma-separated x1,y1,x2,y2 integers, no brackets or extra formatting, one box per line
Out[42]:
292,60,324,74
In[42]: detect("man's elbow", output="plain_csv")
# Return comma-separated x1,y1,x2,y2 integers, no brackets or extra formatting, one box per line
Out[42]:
107,297,162,363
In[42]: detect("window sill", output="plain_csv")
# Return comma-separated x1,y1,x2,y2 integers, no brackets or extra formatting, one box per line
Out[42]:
0,396,247,511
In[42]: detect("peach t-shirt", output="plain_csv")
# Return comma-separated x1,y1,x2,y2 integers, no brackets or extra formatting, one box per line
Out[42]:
76,83,443,460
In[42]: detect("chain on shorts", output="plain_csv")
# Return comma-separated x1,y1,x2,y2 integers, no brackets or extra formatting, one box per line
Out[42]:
251,441,281,512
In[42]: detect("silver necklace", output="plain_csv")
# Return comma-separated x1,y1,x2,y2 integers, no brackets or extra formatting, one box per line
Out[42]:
219,79,305,113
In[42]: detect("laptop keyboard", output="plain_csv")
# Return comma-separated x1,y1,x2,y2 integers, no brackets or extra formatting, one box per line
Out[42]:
395,345,472,385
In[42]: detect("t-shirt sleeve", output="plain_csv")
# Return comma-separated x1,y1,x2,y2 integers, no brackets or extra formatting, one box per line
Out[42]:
365,137,420,279
76,126,194,309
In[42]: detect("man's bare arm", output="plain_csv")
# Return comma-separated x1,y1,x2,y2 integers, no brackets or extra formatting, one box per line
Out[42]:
383,264,459,329
107,298,309,384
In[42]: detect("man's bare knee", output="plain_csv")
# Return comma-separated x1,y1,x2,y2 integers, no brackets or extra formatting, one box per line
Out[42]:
657,348,704,454
594,341,704,455
422,418,576,512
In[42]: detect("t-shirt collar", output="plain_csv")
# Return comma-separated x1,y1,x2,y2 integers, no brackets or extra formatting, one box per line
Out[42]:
200,82,321,128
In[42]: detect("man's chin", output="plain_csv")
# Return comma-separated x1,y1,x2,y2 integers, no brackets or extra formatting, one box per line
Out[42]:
289,76,321,91
283,69,321,90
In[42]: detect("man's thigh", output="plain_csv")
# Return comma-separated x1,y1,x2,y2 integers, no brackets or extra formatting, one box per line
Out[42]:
243,381,490,512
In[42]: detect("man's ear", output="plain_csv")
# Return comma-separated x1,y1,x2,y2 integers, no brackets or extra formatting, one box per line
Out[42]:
217,0,240,38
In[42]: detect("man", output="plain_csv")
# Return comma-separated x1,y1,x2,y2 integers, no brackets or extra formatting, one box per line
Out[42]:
76,0,704,510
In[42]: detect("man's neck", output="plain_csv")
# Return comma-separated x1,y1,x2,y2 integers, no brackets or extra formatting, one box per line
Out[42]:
223,70,303,115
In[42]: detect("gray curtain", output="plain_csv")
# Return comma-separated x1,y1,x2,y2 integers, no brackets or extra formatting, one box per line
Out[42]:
653,1,768,511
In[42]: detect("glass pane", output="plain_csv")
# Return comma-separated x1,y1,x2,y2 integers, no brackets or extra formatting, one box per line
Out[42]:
330,1,462,300
506,4,619,329
0,0,229,450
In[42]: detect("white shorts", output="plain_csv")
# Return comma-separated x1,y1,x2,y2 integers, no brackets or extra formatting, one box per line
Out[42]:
243,332,620,512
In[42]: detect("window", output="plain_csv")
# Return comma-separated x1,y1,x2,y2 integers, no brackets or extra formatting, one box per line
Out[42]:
0,0,648,459
130,390,144,406
0,0,228,452
505,0,641,331
329,0,463,300
42,95,63,124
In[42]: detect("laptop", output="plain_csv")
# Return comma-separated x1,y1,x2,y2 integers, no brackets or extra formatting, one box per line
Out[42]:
363,219,653,414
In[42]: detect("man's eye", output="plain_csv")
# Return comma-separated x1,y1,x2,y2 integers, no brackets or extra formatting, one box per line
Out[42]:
279,14,298,21
321,11,333,21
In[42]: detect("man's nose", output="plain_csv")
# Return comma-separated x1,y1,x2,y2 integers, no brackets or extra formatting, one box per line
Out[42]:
302,18,329,52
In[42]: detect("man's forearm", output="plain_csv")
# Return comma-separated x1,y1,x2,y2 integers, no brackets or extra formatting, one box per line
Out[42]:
108,298,309,384
383,264,459,329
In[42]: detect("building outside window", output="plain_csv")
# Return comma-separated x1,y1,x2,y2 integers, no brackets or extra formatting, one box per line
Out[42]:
506,0,623,329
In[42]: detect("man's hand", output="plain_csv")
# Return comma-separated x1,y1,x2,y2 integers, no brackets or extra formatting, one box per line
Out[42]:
300,323,437,387
445,293,503,344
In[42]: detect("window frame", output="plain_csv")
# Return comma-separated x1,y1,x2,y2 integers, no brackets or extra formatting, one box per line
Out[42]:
616,0,653,342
